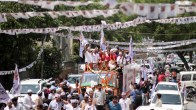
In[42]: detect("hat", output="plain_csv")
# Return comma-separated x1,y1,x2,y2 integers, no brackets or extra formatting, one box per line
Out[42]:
60,92,65,96
67,94,72,98
55,94,60,98
27,89,32,93
70,99,79,104
50,86,56,91
43,103,48,107
84,94,89,97
121,92,126,96
37,91,42,95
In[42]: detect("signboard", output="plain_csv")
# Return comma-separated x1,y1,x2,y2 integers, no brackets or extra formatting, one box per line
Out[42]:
0,83,10,103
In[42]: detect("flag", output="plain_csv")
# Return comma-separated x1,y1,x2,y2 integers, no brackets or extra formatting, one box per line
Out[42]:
129,36,133,63
79,32,88,58
100,30,107,51
0,83,10,103
149,59,154,73
10,64,21,96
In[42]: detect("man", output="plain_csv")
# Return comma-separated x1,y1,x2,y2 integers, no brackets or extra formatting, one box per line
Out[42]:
141,81,150,105
158,70,165,82
116,51,126,66
130,85,142,110
48,94,64,110
84,98,97,110
12,97,23,110
79,94,88,110
79,88,86,102
4,100,15,110
71,99,81,110
108,96,122,110
93,84,106,110
34,91,43,110
23,89,35,110
119,92,131,110
155,94,162,107
48,87,56,100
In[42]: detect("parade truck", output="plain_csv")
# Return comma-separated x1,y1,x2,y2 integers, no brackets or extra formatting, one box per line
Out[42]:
80,63,121,96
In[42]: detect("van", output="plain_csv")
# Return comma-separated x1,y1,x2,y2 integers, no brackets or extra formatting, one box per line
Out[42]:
180,71,196,88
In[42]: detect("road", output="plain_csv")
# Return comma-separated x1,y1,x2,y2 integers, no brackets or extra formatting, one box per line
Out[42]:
187,101,196,110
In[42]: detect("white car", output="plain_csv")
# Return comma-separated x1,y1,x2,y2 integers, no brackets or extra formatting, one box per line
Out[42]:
136,106,173,110
150,90,188,110
17,79,48,103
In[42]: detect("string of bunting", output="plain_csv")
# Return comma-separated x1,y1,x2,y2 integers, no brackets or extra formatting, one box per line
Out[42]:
0,9,119,22
0,16,195,34
0,36,46,75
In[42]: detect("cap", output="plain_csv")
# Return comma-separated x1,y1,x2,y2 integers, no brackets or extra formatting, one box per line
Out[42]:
37,91,42,95
27,89,32,93
121,92,126,96
43,103,48,107
55,94,60,98
84,94,89,97
70,99,79,104
60,92,65,96
67,94,72,98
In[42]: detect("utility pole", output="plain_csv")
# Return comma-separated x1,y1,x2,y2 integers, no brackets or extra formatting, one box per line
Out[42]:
41,35,46,79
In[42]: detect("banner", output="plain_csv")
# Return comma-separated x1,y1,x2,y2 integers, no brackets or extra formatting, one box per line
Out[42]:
0,9,119,22
10,64,21,96
0,83,10,103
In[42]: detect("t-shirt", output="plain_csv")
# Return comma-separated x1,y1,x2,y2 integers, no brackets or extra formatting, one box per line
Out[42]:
155,99,162,107
93,90,106,106
63,103,73,110
119,98,131,110
84,104,97,110
158,74,165,82
48,100,64,110
108,102,122,110
85,51,92,63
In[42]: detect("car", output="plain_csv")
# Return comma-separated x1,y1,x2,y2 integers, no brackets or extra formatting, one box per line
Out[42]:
136,106,173,110
67,74,82,89
180,71,196,89
17,79,48,103
150,90,188,110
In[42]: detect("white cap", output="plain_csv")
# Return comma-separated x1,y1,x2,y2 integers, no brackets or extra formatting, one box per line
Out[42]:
27,89,32,93
37,91,42,94
67,94,72,98
55,94,60,98
61,92,65,96
71,99,79,103
43,103,48,107
121,92,126,96
84,94,89,97
50,86,56,90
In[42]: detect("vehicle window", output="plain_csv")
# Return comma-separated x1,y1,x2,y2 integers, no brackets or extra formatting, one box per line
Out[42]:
68,77,81,84
193,74,196,81
21,85,39,94
156,85,178,91
182,74,191,81
41,82,46,89
152,94,181,105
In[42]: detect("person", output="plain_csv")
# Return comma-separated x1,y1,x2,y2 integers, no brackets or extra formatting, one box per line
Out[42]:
79,88,86,102
4,100,14,110
141,81,150,105
130,85,142,110
119,92,131,110
23,89,35,110
93,84,106,110
108,96,122,110
48,94,64,110
48,87,56,100
84,98,97,110
43,103,48,110
158,70,165,82
12,97,22,110
71,99,81,110
79,94,88,110
116,51,126,66
34,91,43,110
155,93,162,107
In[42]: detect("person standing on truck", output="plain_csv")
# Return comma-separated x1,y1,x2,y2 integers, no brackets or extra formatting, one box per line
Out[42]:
93,84,106,110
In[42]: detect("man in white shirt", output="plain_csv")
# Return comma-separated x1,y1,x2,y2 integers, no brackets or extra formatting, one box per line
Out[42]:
4,100,15,110
48,87,56,100
48,94,64,110
155,93,162,107
84,98,97,110
71,99,81,110
93,84,106,110
116,52,126,66
119,92,131,110
23,89,35,110
12,97,23,110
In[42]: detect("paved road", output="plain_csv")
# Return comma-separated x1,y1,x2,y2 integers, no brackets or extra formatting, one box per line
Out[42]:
187,101,196,110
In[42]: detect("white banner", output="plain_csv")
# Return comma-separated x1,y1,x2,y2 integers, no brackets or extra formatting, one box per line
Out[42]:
0,83,10,103
10,65,21,96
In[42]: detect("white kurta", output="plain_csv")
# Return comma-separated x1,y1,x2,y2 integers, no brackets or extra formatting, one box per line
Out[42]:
4,106,15,110
14,103,23,110
84,104,97,110
23,95,35,110
119,98,131,110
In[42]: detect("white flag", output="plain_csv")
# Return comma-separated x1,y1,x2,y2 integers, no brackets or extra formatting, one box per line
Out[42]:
0,83,10,103
79,32,88,58
129,36,134,63
10,64,21,96
100,30,107,51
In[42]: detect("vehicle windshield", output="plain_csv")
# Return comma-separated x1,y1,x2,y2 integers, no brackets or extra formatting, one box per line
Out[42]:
156,84,178,91
152,94,181,105
82,73,114,85
68,76,81,84
21,84,40,94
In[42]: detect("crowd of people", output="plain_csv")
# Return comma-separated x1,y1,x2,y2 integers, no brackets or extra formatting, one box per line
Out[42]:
2,67,180,110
